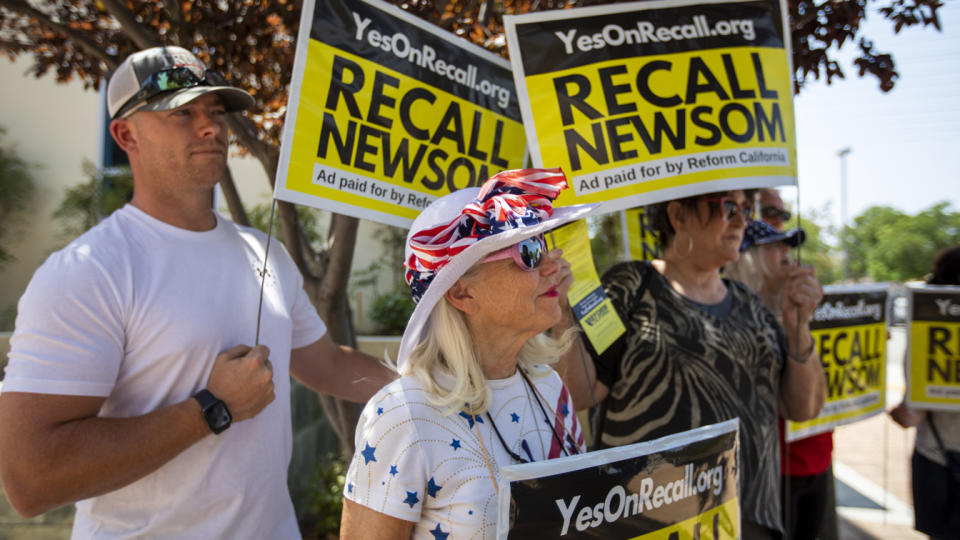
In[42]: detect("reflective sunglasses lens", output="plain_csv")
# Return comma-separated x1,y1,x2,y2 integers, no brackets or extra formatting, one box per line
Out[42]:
721,200,739,220
517,236,543,270
151,67,203,92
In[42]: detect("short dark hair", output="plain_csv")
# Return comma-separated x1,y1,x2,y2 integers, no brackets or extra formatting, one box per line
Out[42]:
646,189,757,250
928,245,960,286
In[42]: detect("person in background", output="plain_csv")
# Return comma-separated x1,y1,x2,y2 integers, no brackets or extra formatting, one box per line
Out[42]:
758,188,792,231
340,169,593,539
724,219,835,540
559,189,826,539
0,46,392,538
755,188,839,540
890,245,960,540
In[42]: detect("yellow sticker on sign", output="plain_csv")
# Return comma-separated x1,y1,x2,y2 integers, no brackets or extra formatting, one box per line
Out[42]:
548,219,626,354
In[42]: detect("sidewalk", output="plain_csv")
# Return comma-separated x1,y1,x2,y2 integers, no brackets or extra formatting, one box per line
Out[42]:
834,411,924,540
832,325,924,540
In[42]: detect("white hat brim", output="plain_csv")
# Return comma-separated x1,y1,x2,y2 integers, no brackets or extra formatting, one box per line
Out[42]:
396,202,598,371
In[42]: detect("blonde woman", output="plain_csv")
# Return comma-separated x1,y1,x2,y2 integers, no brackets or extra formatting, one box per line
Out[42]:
340,169,594,539
723,219,806,315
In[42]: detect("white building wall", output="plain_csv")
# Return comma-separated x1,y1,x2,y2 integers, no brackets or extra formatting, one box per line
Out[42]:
0,56,102,316
0,55,401,335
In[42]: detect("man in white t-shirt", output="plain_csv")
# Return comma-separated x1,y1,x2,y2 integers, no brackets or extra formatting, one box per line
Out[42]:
0,46,393,538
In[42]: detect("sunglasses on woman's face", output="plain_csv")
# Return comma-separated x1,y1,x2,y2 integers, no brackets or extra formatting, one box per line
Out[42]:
760,206,791,222
701,196,754,222
481,235,546,271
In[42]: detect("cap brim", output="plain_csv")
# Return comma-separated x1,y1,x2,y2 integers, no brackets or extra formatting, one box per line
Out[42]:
783,228,806,247
396,202,598,371
754,227,806,248
119,86,254,118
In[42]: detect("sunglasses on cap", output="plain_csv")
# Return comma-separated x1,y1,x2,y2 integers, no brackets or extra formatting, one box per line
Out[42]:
760,206,791,222
115,66,228,118
701,196,755,222
481,235,546,271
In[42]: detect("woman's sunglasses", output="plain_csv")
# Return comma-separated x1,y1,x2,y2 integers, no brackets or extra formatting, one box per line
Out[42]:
115,66,228,118
760,206,791,222
701,196,754,222
481,235,546,271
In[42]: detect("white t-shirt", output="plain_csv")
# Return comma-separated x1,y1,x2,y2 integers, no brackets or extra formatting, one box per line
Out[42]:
3,205,327,539
344,367,584,539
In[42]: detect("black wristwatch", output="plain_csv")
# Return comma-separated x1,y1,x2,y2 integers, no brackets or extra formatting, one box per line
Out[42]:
193,389,232,434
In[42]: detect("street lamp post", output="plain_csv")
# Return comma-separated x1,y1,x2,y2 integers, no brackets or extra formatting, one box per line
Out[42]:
837,147,852,281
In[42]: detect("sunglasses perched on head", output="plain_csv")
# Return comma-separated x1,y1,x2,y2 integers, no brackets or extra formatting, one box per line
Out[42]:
116,66,227,117
481,235,546,271
701,196,754,222
760,206,791,222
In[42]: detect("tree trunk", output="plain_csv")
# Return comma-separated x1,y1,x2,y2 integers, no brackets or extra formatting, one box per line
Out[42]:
229,109,364,455
302,213,364,456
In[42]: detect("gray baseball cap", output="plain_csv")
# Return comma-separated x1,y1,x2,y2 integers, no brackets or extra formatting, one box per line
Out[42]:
107,46,254,119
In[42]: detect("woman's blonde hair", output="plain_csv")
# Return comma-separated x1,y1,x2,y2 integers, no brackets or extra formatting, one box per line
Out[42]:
402,291,576,416
723,246,772,293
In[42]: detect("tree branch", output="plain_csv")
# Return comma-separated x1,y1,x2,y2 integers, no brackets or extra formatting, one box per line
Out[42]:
162,0,182,30
278,200,309,273
319,214,359,315
219,166,249,226
0,0,118,68
97,0,160,49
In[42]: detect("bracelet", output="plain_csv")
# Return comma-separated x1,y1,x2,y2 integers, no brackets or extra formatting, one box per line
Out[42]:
787,342,816,364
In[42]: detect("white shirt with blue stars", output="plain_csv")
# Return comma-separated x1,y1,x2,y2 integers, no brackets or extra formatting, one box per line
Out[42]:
344,366,585,539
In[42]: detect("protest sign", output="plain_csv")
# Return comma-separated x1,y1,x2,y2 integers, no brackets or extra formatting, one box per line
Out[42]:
548,220,626,354
496,419,739,539
626,206,662,261
503,0,795,212
905,284,960,411
275,0,526,227
786,285,888,441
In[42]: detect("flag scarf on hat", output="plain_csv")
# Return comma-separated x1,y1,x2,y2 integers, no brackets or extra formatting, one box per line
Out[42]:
404,168,568,303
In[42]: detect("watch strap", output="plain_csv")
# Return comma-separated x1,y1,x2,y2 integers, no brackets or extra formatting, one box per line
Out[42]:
193,389,219,410
193,389,231,434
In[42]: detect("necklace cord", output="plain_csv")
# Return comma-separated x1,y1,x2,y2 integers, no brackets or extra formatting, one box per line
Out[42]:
465,367,580,496
519,369,576,456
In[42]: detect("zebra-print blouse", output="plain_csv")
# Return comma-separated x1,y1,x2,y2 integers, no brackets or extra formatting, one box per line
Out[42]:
591,261,787,533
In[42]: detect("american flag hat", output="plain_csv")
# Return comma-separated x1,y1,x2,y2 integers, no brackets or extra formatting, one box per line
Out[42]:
397,168,596,371
741,219,806,252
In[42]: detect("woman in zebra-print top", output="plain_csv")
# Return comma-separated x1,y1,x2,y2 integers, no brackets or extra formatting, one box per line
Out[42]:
558,190,825,540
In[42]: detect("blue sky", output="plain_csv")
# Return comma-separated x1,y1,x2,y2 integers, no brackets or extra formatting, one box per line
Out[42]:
786,0,960,235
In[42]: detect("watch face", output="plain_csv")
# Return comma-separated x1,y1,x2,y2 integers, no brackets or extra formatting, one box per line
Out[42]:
209,403,231,430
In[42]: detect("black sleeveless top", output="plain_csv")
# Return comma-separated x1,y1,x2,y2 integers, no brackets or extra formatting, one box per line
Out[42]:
590,261,787,532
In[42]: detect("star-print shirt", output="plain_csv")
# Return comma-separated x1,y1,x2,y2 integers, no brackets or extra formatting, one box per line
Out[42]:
344,366,585,539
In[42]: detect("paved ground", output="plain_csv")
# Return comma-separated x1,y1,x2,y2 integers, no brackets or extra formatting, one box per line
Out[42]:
832,326,926,540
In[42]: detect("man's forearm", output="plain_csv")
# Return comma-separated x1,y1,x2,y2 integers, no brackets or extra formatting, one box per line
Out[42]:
0,393,210,517
291,336,395,403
